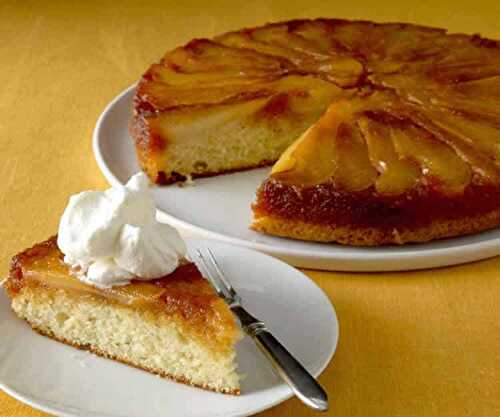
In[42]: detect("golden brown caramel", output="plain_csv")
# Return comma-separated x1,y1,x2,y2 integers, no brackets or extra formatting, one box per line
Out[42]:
11,239,168,306
132,18,500,190
253,176,500,232
390,123,471,194
358,117,420,195
131,18,500,244
6,237,239,352
271,97,378,190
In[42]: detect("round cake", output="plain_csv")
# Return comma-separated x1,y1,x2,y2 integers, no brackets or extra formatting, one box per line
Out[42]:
130,19,500,245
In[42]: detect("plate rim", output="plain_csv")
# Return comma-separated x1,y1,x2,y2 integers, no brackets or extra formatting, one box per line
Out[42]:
0,237,339,417
93,84,500,272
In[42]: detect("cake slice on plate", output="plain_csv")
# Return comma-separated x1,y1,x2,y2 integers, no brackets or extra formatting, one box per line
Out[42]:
4,238,241,394
2,174,242,394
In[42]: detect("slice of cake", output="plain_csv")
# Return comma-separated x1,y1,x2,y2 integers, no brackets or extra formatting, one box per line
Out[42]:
4,238,241,394
2,173,242,394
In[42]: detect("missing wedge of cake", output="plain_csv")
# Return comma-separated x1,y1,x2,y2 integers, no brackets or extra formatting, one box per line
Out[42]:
3,174,242,394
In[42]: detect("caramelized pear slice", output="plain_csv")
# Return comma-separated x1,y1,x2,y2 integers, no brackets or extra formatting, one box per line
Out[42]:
418,31,500,83
148,63,278,87
23,246,168,307
290,20,344,53
326,21,381,56
271,100,377,190
312,57,364,87
379,74,500,123
332,121,378,191
452,75,500,99
410,106,500,184
139,69,279,109
139,72,340,110
217,31,306,63
358,117,420,195
270,122,337,187
25,265,167,308
432,62,500,84
390,123,471,194
217,28,363,87
105,283,167,307
377,25,445,62
426,109,500,163
24,267,99,295
428,90,500,123
163,39,289,75
251,23,364,85
401,107,500,184
252,24,332,56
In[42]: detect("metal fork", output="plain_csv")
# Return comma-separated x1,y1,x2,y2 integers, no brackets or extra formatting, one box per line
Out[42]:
195,248,329,412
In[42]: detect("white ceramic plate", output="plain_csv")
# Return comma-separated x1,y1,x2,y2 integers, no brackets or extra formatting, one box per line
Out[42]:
93,85,500,271
0,238,338,417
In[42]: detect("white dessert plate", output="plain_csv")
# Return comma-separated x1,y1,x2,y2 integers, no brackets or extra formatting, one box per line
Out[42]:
93,85,500,271
0,238,338,417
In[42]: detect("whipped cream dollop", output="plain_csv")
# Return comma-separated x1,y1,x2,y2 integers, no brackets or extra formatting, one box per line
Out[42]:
57,173,186,289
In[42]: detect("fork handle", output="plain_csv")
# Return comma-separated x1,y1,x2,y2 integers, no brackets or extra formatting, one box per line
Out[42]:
252,329,329,411
232,306,328,412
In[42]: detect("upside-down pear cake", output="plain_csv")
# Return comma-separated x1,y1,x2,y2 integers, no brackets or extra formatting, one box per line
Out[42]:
130,19,500,245
4,237,242,394
4,174,242,393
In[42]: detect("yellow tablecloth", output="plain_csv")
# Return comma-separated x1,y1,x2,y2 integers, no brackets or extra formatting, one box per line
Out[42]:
1,1,499,416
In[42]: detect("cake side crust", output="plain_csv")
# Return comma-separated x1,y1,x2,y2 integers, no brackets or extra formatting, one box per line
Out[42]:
251,208,500,246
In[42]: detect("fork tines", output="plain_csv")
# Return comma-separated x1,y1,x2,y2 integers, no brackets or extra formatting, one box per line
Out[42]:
195,248,237,303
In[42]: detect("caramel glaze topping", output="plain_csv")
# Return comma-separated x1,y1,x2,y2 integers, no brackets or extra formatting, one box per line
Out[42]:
133,18,500,188
6,237,239,353
253,177,500,231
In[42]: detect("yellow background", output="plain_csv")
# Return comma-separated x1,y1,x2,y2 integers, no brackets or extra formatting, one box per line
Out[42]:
1,0,500,416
